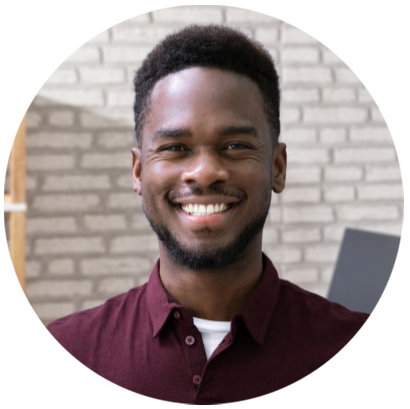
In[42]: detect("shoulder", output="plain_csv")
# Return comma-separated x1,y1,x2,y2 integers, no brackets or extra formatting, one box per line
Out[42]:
276,279,368,338
47,284,148,352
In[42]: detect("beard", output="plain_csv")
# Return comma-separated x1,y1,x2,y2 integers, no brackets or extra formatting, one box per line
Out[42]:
143,192,271,272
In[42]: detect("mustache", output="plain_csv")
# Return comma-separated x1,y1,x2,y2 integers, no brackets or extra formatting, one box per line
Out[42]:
168,184,245,202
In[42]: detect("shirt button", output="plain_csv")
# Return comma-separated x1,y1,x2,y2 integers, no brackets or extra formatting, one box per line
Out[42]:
173,310,181,320
185,335,196,346
192,375,201,385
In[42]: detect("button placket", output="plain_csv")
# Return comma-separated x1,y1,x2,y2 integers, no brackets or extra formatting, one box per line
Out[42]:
185,335,196,346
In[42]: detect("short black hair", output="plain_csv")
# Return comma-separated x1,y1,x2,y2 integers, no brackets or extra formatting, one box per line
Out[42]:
133,24,280,147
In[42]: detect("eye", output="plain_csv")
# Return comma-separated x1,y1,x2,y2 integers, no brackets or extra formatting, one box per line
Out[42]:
226,143,248,150
161,145,187,152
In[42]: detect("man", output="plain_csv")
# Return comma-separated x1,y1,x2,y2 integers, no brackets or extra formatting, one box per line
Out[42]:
48,25,368,404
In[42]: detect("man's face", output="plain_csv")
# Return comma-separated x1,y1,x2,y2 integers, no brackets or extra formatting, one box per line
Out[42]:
132,67,286,270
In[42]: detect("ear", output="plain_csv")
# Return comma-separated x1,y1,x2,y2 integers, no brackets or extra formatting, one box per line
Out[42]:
131,147,142,195
271,143,287,194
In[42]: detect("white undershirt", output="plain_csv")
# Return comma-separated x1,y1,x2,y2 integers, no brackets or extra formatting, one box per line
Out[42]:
193,317,231,360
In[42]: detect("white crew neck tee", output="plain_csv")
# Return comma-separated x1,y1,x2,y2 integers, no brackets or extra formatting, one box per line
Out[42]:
193,317,231,360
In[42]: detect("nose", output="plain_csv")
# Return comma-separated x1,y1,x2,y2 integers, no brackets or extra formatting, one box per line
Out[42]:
181,149,229,187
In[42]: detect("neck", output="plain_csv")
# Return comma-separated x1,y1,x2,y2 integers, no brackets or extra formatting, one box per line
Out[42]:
158,240,264,321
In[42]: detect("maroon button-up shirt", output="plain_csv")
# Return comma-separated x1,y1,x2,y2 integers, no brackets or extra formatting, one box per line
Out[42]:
47,255,368,404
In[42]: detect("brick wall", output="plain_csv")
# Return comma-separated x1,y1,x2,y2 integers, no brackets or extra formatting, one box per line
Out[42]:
21,5,402,324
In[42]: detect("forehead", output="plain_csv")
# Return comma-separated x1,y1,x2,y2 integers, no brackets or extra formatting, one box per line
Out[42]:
143,67,269,135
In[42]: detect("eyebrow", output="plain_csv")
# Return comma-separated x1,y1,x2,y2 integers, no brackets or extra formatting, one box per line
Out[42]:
154,125,258,141
153,127,192,140
218,125,258,138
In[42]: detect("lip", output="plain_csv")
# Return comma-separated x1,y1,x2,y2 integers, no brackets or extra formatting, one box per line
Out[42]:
172,197,241,229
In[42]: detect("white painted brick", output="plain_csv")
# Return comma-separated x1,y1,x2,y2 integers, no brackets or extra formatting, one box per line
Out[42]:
80,299,108,310
27,131,92,149
303,107,368,124
280,266,319,283
109,234,159,253
154,6,223,23
281,26,317,44
83,214,127,231
357,184,403,201
115,173,134,189
350,126,392,142
322,87,356,102
323,224,346,242
97,278,135,296
106,88,134,107
282,227,321,243
280,107,301,123
282,88,320,103
355,223,403,237
283,67,332,83
112,26,172,43
80,256,152,275
34,237,105,255
287,148,330,164
336,205,400,222
79,110,133,129
88,30,110,43
358,88,373,103
37,88,104,107
107,192,142,209
320,266,334,283
46,68,77,84
26,260,41,278
27,279,93,297
323,186,355,202
26,217,77,235
31,302,75,321
225,7,274,23
47,110,75,127
26,175,38,191
319,128,347,144
263,246,303,264
300,282,328,297
123,14,151,25
96,131,134,148
79,67,125,84
371,106,386,122
262,227,279,244
81,152,130,169
26,110,43,128
282,47,320,63
32,194,100,212
254,27,279,44
324,165,363,182
102,45,156,63
64,46,100,64
365,165,402,182
131,213,151,230
43,175,110,191
282,186,321,203
322,49,342,64
334,67,361,84
48,259,75,275
281,127,317,144
305,244,339,263
286,166,322,184
334,147,396,163
284,206,334,223
27,154,74,170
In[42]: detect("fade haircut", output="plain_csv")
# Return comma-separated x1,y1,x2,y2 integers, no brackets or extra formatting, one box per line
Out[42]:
133,24,281,148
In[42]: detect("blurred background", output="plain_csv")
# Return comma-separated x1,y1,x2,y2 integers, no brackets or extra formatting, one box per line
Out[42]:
4,5,403,324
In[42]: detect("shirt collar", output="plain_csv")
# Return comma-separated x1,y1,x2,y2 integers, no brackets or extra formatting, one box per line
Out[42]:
146,254,281,343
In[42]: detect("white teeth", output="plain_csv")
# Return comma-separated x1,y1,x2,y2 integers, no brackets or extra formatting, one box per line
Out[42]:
181,203,230,216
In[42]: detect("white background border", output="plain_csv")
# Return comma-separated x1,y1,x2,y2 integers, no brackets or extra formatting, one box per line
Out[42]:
1,1,409,407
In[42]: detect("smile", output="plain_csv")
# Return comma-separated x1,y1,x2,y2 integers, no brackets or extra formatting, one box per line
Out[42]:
180,203,232,216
